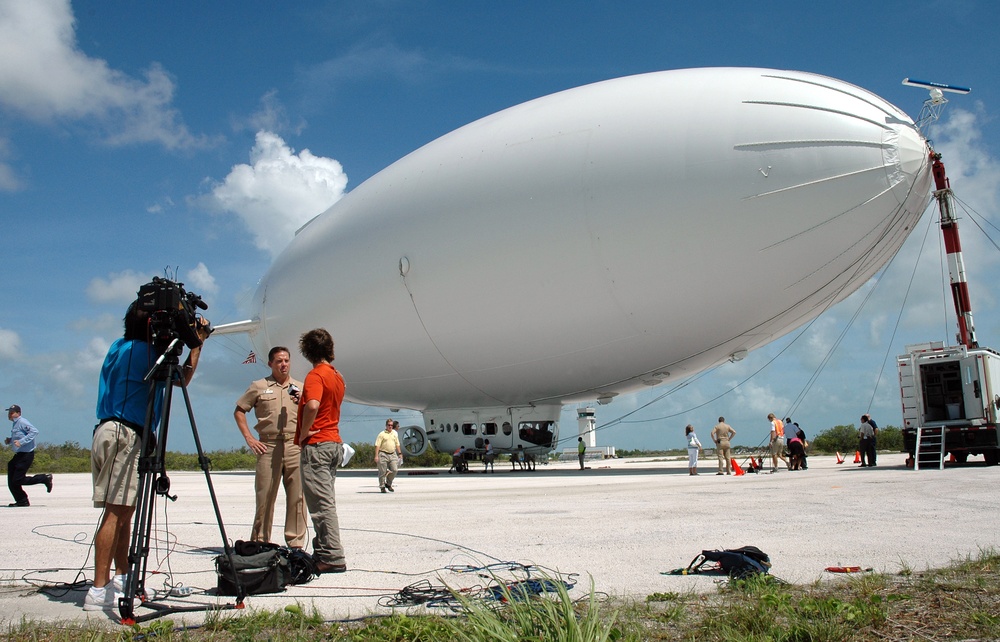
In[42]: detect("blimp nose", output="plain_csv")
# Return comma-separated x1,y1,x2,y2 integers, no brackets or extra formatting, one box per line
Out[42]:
884,121,931,206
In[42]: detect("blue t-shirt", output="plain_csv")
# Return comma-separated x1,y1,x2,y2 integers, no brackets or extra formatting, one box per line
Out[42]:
96,338,164,430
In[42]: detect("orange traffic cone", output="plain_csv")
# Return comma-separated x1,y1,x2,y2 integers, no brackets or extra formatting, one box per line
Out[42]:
853,451,861,464
731,458,745,476
948,453,957,463
835,452,845,464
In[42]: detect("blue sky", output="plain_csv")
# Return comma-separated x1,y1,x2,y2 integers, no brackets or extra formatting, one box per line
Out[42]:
2,0,999,453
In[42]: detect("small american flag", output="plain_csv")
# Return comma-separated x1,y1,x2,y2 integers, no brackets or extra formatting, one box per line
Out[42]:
242,351,257,364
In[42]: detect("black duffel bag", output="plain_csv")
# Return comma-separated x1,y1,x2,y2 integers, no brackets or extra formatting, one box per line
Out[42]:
215,541,290,596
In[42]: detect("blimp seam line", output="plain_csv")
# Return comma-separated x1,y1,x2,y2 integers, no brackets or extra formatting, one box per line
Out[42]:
399,271,509,406
778,167,925,296
759,74,903,120
780,193,905,290
733,140,884,151
742,100,890,130
760,183,895,251
744,165,886,200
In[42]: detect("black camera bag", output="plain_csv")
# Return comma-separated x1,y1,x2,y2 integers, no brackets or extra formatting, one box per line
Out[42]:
215,541,290,596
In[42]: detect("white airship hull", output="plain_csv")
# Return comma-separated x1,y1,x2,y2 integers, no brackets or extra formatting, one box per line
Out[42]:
248,68,931,450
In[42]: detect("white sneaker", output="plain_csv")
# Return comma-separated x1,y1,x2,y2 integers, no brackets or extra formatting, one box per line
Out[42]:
83,585,116,611
115,577,155,601
112,574,127,592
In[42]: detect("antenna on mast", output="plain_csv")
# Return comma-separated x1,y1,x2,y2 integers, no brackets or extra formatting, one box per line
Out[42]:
902,78,971,131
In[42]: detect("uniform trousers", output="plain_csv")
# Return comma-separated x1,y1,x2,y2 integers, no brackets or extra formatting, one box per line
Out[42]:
716,441,732,473
252,435,307,548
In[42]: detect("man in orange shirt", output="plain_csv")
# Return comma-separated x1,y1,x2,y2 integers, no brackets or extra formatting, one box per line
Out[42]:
767,413,788,473
295,328,347,574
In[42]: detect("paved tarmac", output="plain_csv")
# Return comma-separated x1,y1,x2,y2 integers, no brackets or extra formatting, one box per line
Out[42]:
1,451,998,630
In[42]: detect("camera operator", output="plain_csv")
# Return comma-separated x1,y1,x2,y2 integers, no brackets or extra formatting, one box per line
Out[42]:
84,296,211,611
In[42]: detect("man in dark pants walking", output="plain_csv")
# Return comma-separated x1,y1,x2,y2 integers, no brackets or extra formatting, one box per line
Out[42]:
5,405,53,506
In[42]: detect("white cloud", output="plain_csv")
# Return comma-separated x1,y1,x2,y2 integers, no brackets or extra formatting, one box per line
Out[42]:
0,327,22,360
184,262,218,296
146,196,174,214
203,130,348,256
86,270,148,303
0,0,210,149
48,336,110,397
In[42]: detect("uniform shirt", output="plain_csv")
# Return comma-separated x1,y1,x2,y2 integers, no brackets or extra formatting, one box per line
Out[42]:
97,338,163,430
9,416,38,453
374,429,401,454
235,375,303,440
711,422,735,444
859,422,875,439
296,362,345,446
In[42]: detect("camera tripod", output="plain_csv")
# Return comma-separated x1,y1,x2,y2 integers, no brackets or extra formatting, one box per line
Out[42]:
119,338,245,624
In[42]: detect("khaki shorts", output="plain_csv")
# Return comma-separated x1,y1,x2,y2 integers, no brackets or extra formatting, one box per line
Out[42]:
770,438,785,455
92,420,141,508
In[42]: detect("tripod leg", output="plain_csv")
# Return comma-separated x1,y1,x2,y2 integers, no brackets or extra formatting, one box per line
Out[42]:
119,377,168,623
177,371,246,606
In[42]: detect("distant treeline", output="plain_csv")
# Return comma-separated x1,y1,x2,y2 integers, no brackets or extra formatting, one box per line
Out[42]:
0,424,902,474
0,441,452,474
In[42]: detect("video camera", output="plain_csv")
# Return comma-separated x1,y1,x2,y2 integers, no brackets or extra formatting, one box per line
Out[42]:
136,277,212,354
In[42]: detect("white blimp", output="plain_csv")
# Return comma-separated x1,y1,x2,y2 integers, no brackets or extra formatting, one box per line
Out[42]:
218,67,933,458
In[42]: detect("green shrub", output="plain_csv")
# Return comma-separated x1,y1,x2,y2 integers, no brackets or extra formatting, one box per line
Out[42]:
810,424,904,454
875,425,903,452
811,424,859,454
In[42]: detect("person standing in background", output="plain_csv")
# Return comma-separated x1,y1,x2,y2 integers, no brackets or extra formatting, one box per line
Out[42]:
711,417,736,475
374,419,402,493
685,425,703,475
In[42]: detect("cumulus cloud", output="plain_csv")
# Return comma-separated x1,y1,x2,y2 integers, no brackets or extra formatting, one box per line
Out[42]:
86,270,149,303
49,336,111,397
0,327,22,360
203,131,348,256
184,262,218,295
0,0,210,149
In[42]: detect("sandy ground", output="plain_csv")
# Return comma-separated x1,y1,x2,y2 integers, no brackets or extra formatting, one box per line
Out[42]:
1,451,998,629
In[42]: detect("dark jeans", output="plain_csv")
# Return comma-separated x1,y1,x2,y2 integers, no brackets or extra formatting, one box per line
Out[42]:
859,438,876,466
7,451,47,504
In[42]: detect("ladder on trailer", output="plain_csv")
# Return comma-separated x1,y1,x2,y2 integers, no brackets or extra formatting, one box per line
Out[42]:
914,427,946,470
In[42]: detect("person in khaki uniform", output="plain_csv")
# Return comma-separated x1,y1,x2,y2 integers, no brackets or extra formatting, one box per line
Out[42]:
710,417,736,475
234,346,307,548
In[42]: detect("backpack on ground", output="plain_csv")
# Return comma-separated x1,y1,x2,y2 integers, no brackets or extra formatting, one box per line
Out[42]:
684,545,771,579
215,540,318,596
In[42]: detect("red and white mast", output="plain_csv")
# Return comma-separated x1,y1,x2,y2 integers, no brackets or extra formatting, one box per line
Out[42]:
902,78,975,349
930,152,978,349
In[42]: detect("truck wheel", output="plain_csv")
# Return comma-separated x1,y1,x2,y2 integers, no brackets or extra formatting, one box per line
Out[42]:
984,450,999,466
